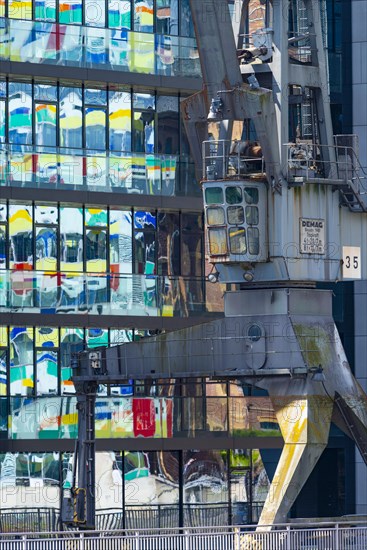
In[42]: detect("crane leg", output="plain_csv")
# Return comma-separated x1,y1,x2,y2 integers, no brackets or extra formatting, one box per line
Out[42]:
257,395,334,529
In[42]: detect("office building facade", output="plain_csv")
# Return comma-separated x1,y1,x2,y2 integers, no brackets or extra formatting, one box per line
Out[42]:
0,0,365,528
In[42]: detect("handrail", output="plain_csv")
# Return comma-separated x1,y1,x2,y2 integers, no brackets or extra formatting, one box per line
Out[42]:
1,520,366,538
0,144,198,197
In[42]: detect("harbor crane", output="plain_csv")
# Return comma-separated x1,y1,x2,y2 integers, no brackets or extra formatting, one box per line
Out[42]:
62,0,367,531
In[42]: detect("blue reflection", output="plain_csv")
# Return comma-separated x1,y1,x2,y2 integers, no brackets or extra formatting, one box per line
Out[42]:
134,210,156,229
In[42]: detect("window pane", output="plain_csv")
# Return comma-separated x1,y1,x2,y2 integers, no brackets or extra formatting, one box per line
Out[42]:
109,91,132,152
9,0,32,19
205,187,223,205
60,88,83,148
35,0,57,21
207,207,225,226
247,227,260,255
108,0,131,29
60,327,84,394
156,0,178,35
34,84,58,102
8,83,32,146
35,104,57,147
244,187,259,204
157,95,179,154
85,0,105,26
182,232,202,277
180,0,194,37
227,206,244,225
36,326,59,347
86,328,108,347
85,88,107,105
86,229,107,272
85,208,107,226
225,186,242,205
182,212,203,232
133,93,155,111
208,228,227,255
9,204,33,269
133,112,154,153
35,205,58,224
0,348,7,396
0,101,5,143
134,0,154,32
135,231,156,274
0,203,7,222
37,350,58,395
85,108,106,150
60,207,83,271
134,211,156,229
157,212,179,276
246,206,259,225
183,450,228,515
59,0,82,24
229,227,247,254
110,209,132,272
36,227,57,270
0,227,6,268
10,327,34,396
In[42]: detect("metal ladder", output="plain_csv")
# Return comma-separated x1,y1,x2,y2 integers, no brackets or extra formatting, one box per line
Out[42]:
337,148,367,212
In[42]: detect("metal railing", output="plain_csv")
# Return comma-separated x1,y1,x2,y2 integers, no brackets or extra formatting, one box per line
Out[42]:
0,508,59,534
0,270,213,317
202,140,264,181
0,18,201,79
0,144,198,197
0,504,265,533
0,522,366,549
286,141,367,190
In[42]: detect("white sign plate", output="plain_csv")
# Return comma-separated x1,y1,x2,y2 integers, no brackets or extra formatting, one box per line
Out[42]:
343,246,361,279
300,218,325,254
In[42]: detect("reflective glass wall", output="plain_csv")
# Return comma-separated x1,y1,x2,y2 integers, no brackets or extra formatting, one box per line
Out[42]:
0,201,203,275
0,448,270,529
0,80,197,195
0,325,135,396
0,201,205,315
1,0,195,36
0,20,200,77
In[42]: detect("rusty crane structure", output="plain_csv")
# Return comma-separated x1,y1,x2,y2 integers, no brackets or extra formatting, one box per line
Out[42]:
63,0,367,531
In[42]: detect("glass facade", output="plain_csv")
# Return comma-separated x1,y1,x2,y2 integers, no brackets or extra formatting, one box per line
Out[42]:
2,0,195,35
0,80,198,195
0,201,208,316
0,0,284,531
0,448,270,528
1,377,282,437
0,21,200,77
1,202,203,274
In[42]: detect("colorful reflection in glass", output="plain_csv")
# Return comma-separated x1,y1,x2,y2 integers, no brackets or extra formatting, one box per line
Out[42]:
59,0,82,24
35,103,57,147
109,90,131,153
9,204,33,270
59,87,82,148
0,351,7,396
36,350,58,395
60,327,84,394
0,20,200,77
10,327,34,395
60,206,83,271
8,83,32,146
